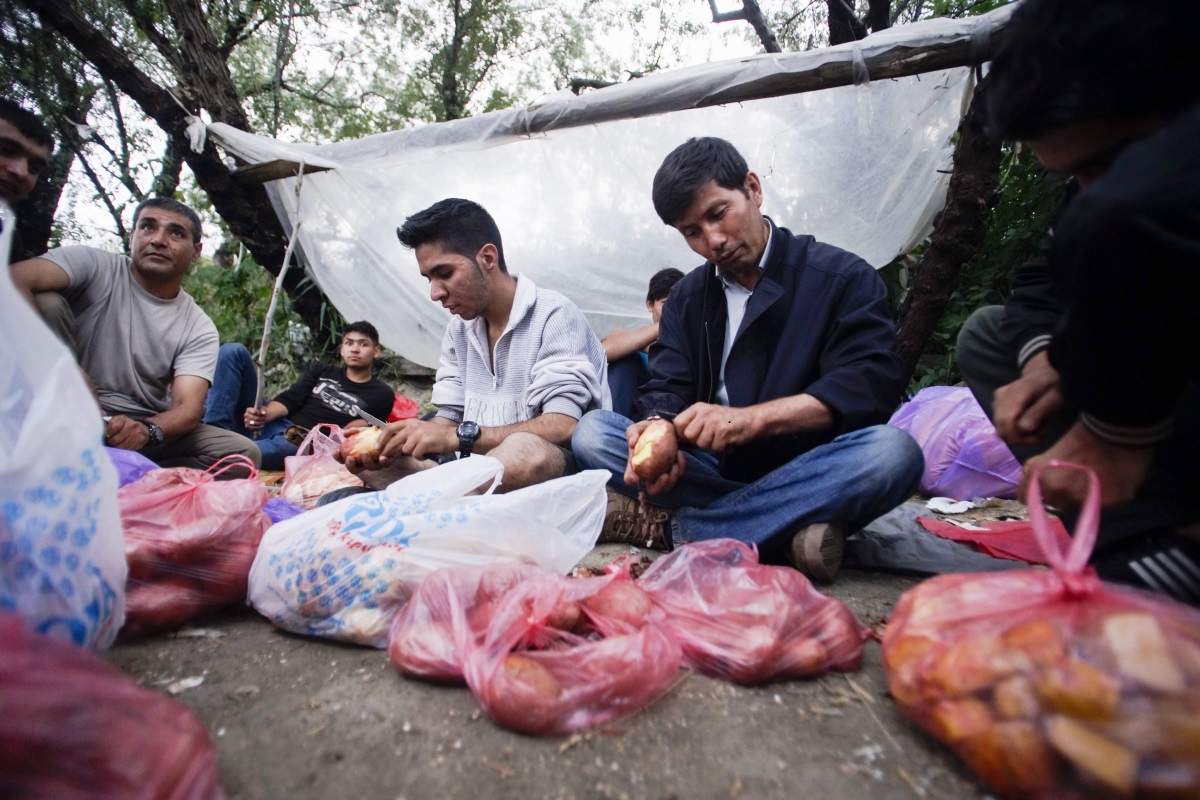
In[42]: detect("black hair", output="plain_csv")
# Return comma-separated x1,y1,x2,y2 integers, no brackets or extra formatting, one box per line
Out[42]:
988,0,1200,140
132,197,203,244
395,198,507,272
343,320,380,346
651,137,751,226
646,267,684,303
0,99,54,151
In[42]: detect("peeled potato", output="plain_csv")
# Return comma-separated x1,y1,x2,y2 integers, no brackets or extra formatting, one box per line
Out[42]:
631,418,678,481
341,427,384,460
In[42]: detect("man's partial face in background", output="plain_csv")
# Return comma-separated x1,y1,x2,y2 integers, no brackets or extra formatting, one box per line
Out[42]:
0,118,51,204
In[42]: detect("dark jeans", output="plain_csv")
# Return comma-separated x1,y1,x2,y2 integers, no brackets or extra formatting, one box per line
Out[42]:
607,353,650,420
202,343,296,469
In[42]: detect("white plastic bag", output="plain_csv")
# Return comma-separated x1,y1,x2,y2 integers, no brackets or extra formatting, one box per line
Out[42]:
248,455,608,647
0,203,127,649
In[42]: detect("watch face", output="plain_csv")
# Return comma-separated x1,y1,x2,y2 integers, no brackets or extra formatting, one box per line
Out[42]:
457,421,481,440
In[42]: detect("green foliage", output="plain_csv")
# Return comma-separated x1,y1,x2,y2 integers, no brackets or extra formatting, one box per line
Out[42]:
182,252,318,395
883,145,1067,394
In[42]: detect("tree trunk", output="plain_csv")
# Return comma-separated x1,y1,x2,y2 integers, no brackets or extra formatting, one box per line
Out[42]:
13,146,73,261
827,0,868,45
19,0,336,353
895,74,1002,385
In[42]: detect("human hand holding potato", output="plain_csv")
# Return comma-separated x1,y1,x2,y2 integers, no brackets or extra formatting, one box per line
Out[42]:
624,418,684,494
341,426,383,462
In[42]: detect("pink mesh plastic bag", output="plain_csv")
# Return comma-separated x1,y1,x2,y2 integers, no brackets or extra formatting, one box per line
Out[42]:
0,611,225,799
280,423,362,509
118,455,270,640
882,461,1200,798
388,562,542,683
639,539,868,684
889,385,1022,499
460,568,682,735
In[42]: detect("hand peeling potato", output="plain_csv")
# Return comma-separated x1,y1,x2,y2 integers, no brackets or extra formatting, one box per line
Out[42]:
631,418,678,481
341,427,384,461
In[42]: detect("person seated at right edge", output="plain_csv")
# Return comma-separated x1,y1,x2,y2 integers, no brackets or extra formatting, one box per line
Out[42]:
956,0,1200,604
202,321,395,470
572,136,923,583
602,267,684,419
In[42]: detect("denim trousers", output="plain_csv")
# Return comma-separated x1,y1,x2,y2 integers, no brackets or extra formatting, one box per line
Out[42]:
606,353,651,420
572,409,924,561
202,343,295,469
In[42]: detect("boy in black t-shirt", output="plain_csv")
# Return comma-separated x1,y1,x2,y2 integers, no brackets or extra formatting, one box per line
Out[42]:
204,321,395,469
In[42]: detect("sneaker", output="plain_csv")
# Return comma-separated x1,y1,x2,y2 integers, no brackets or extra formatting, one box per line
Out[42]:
789,521,847,584
599,487,673,551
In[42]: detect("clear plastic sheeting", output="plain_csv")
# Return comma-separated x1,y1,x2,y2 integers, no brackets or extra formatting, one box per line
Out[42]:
208,9,1011,369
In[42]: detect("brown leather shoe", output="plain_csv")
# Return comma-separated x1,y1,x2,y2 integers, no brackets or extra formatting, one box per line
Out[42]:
598,488,673,551
789,521,847,584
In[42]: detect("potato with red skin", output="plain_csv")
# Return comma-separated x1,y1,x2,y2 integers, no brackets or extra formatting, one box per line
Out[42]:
341,426,384,461
583,580,654,631
631,418,678,481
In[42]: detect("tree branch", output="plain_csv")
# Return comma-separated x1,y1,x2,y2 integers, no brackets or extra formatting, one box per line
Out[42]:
76,148,129,240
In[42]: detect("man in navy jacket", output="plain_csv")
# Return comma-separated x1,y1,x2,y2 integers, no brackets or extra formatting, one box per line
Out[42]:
573,137,922,582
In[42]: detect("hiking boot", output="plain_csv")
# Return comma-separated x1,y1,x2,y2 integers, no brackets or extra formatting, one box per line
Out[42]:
789,521,847,584
599,487,673,551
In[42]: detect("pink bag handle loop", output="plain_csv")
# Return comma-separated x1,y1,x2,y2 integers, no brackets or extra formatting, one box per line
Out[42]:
1025,459,1100,576
204,454,260,481
297,423,343,457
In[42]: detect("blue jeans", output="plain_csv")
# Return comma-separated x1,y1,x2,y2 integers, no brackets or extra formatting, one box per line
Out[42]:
607,353,650,420
572,409,924,561
203,343,296,469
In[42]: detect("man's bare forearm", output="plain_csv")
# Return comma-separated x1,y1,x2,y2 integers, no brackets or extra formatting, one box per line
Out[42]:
476,412,577,450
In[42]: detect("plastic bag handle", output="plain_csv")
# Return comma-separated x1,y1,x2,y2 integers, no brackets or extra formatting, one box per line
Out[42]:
297,422,342,456
204,454,260,481
1025,459,1100,575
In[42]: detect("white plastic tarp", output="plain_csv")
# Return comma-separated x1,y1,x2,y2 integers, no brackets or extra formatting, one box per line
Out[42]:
209,9,1008,369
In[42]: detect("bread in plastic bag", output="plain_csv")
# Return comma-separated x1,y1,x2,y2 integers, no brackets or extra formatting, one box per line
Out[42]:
461,567,682,735
249,457,607,647
888,385,1021,500
882,460,1200,798
0,611,224,799
639,539,868,684
280,423,362,509
118,455,270,640
0,210,126,650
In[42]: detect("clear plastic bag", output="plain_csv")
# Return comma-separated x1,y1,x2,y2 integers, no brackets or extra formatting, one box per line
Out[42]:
0,611,224,799
882,461,1200,798
639,539,868,684
0,210,126,650
889,386,1022,500
279,423,362,509
249,457,607,647
118,455,270,640
460,567,682,735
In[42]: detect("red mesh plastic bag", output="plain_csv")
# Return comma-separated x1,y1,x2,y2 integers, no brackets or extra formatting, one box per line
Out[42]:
386,392,419,422
118,455,270,640
461,568,682,735
388,562,542,683
882,461,1200,799
638,539,868,684
0,611,224,799
280,423,363,509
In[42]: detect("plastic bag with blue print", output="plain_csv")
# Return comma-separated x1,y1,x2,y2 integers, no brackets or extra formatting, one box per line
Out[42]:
0,202,126,650
247,454,607,647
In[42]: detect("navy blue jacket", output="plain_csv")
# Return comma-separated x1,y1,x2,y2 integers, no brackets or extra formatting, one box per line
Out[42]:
635,219,905,483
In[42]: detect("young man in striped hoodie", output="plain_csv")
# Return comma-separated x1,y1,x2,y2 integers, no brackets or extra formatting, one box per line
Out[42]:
341,198,610,493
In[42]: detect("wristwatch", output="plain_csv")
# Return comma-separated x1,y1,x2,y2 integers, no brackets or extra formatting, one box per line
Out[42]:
456,420,481,458
141,420,165,446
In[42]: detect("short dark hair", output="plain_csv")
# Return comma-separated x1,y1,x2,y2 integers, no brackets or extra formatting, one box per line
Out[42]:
0,99,53,151
343,320,380,346
988,0,1200,140
395,198,507,272
652,137,751,226
132,197,202,244
646,267,684,303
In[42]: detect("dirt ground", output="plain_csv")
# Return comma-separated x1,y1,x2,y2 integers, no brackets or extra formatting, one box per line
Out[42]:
105,563,993,800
